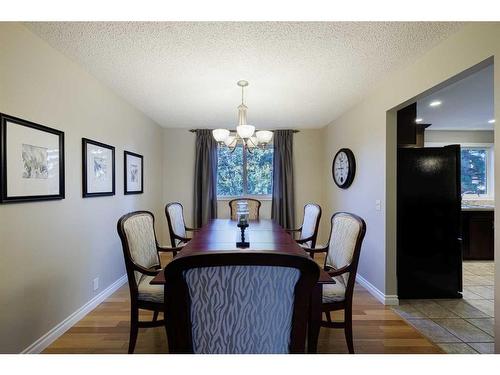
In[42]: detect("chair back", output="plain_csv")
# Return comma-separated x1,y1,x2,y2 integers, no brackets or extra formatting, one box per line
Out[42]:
165,202,187,246
229,198,262,220
164,252,319,354
117,211,161,287
325,212,366,293
299,203,322,248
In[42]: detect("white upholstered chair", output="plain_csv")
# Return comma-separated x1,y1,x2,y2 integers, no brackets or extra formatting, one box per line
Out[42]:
164,252,319,353
165,202,198,250
286,203,322,252
117,211,182,353
307,212,366,354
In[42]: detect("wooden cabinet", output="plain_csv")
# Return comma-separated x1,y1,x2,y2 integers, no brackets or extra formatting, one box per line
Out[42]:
397,102,431,148
461,210,494,260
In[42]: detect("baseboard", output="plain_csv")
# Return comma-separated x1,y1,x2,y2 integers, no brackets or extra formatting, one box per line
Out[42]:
356,274,399,306
22,271,395,353
21,274,127,354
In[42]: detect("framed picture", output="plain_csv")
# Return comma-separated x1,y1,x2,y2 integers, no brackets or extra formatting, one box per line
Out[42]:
0,113,65,204
82,138,115,197
124,150,143,194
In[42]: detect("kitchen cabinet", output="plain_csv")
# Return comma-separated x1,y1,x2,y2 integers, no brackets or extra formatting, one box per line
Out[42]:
461,210,494,260
397,102,431,148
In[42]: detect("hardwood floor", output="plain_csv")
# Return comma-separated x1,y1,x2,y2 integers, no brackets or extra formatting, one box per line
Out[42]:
43,254,443,354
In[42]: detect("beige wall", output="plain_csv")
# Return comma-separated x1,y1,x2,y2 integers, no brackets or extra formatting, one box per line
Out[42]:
322,103,387,294
0,23,165,353
162,128,325,243
321,23,500,351
293,129,326,241
3,21,500,354
425,130,494,144
216,199,273,220
162,129,196,240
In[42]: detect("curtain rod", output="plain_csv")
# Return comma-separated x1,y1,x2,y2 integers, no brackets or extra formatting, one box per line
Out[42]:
189,129,300,133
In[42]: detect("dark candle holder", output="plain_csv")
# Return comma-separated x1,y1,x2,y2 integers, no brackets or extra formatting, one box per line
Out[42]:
236,219,249,248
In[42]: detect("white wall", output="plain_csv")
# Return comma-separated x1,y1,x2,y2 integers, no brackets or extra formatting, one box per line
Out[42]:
162,128,325,243
425,130,494,144
321,23,500,351
0,23,165,353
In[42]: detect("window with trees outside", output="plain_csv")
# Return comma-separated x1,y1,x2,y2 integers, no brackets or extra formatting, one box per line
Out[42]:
461,146,493,197
217,145,273,198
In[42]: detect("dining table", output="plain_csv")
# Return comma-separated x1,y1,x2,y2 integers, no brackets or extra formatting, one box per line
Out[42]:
151,218,334,353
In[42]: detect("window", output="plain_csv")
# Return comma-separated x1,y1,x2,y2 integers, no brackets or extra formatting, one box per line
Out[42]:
461,146,493,197
217,145,273,197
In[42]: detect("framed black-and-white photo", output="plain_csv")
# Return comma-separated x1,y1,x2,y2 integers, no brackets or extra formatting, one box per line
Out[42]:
0,113,65,204
82,138,115,198
124,150,143,195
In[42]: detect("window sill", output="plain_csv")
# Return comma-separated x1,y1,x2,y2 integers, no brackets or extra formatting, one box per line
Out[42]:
217,196,272,201
462,196,494,201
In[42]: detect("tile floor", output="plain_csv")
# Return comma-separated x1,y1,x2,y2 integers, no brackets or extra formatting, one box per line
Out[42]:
392,261,495,354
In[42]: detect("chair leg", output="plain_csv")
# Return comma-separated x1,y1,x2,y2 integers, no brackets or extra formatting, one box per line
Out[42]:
325,311,332,323
128,307,139,354
152,311,159,322
344,306,354,354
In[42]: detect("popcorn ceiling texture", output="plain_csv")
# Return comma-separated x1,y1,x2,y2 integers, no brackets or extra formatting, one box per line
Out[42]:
26,22,463,129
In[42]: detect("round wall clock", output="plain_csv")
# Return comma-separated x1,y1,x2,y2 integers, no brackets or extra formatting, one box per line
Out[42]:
332,148,356,189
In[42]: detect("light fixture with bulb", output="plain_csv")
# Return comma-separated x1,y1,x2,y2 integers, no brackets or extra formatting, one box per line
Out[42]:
488,119,496,124
212,80,273,153
415,118,423,123
429,100,442,107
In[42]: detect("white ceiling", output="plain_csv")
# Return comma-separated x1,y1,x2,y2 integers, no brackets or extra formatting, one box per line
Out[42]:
26,22,463,129
418,64,494,131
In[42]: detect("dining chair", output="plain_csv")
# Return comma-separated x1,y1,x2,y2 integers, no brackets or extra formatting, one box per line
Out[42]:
117,210,182,354
165,202,198,250
228,198,262,220
286,203,322,253
307,212,366,354
164,251,319,353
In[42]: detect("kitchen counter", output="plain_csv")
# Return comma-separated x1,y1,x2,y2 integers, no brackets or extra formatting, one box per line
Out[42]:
462,199,494,211
461,205,494,211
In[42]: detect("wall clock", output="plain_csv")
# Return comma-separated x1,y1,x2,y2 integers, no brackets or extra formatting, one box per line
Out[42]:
332,148,356,189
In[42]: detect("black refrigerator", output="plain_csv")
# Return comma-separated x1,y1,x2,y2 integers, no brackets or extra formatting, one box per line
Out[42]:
397,145,462,299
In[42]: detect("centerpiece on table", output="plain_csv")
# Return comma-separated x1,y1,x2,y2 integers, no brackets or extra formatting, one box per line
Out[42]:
236,200,250,248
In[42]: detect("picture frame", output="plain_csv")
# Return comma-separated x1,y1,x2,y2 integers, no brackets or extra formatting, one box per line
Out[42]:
124,150,143,195
82,138,115,198
0,113,65,204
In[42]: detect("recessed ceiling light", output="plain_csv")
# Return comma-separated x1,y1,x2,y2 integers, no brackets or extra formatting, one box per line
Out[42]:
488,119,495,124
429,101,442,107
415,118,423,123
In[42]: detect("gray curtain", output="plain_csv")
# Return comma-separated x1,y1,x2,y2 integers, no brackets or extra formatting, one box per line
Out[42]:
193,129,218,227
271,130,295,229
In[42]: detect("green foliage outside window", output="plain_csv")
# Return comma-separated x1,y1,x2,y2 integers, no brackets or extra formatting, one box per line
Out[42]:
217,146,244,196
217,145,273,196
461,148,487,195
247,147,273,195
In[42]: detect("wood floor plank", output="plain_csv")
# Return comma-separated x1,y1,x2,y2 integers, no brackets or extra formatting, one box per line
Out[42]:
43,254,443,354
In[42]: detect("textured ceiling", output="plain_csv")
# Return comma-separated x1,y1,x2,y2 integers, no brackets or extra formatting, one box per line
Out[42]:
26,22,464,129
418,64,494,131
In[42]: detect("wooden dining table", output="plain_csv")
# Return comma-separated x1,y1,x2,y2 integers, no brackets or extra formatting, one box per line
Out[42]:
151,218,333,353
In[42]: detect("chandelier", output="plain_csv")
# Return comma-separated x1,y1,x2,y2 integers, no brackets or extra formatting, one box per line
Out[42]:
212,80,273,152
